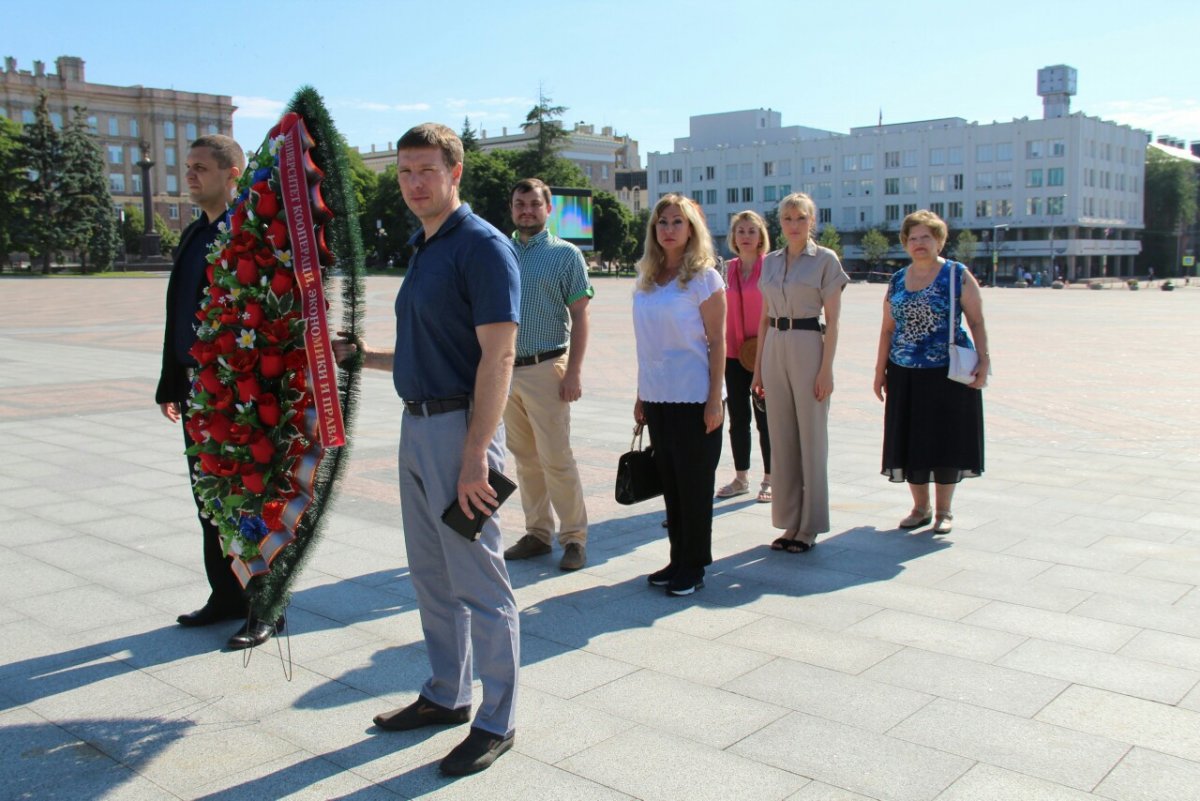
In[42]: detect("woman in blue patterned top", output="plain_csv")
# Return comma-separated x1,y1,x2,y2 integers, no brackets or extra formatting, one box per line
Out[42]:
873,210,990,534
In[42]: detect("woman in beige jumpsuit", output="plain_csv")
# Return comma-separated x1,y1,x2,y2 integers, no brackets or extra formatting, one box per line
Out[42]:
751,193,848,552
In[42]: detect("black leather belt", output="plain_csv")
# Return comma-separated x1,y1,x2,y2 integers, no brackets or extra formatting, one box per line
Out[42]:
513,347,566,368
768,316,823,332
403,395,470,417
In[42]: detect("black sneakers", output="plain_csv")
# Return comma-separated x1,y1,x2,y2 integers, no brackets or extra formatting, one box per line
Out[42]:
647,564,676,586
666,567,705,596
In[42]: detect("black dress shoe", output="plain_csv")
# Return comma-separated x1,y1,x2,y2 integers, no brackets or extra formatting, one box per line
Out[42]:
225,616,285,650
439,726,514,775
177,604,246,628
373,695,471,731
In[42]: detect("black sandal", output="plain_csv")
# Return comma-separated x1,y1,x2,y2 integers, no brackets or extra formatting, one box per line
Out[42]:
784,538,815,554
770,537,791,551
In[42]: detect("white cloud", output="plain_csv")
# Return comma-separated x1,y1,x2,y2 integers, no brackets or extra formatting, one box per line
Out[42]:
232,96,286,120
1093,98,1200,140
340,100,432,113
444,96,534,111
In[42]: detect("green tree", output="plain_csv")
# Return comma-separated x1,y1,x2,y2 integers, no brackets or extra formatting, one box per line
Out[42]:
592,190,634,268
0,116,26,268
460,116,480,153
17,93,67,273
460,149,519,232
519,87,569,178
343,144,378,259
359,165,415,266
860,228,890,272
61,106,118,272
121,204,179,257
1142,147,1199,275
763,208,782,250
818,224,843,259
627,208,651,270
953,229,979,268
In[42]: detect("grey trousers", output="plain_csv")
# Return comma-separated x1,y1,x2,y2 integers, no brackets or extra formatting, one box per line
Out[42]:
398,409,519,737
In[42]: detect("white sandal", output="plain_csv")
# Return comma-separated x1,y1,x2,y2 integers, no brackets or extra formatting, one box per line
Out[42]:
932,512,954,534
716,477,750,498
757,481,772,503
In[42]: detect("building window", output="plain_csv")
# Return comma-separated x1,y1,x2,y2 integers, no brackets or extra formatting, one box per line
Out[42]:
1047,195,1064,215
168,204,180,220
997,199,1013,217
165,146,176,167
130,119,139,138
739,163,752,179
996,142,1013,161
1047,167,1064,187
131,173,141,193
947,147,963,165
976,144,993,163
166,174,179,194
817,181,832,199
975,199,992,218
842,206,856,226
164,121,176,139
108,145,123,165
671,169,682,183
22,109,35,125
186,123,197,141
763,161,775,177
903,203,917,216
727,187,738,203
657,169,669,183
884,177,899,195
1026,140,1043,159
725,164,738,180
691,166,703,182
819,156,832,173
842,180,855,197
885,151,900,169
109,173,126,193
1026,169,1043,188
859,206,873,225
1026,197,1043,215
819,208,831,223
86,115,98,133
742,187,753,202
601,165,609,180
50,112,64,130
777,159,791,176
902,176,917,194
929,175,946,193
129,145,140,164
995,171,1013,189
207,123,218,135
705,166,715,180
885,204,900,222
859,179,873,196
903,150,917,168
706,189,716,205
975,172,993,190
108,117,119,136
948,201,963,219
764,186,777,202
951,173,964,191
860,153,874,170
802,157,817,174
929,147,945,166
584,165,593,178
778,184,790,196
843,154,857,171
192,206,202,219
930,202,945,218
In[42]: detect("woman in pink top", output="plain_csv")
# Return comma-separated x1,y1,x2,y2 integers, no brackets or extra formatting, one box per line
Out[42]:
717,210,772,503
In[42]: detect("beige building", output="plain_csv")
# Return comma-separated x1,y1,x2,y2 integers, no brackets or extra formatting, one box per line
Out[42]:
357,122,641,194
1,55,235,236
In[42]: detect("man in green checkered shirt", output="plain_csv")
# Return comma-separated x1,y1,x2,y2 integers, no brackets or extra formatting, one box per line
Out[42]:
502,178,594,571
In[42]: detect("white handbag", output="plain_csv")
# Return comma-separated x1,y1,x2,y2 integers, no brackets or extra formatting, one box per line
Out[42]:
946,263,985,386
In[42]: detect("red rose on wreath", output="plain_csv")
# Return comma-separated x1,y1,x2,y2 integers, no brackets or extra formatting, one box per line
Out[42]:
185,414,206,444
266,219,289,248
253,181,280,220
262,499,285,531
227,349,259,373
260,347,285,378
287,369,308,394
211,385,235,411
198,365,223,394
242,302,264,329
235,372,261,402
189,340,220,367
271,268,294,296
241,467,267,494
258,393,281,426
200,452,239,477
236,256,259,287
284,349,308,371
258,319,289,345
215,330,237,355
249,431,274,464
204,412,232,444
228,423,253,446
255,247,276,268
230,204,248,235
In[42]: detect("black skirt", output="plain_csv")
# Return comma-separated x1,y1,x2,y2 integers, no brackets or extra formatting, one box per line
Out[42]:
882,361,984,484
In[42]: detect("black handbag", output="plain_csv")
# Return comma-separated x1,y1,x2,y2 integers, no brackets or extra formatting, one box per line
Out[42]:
615,424,662,505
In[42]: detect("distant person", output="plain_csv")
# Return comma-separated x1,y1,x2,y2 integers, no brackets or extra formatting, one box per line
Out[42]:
156,135,283,651
334,124,520,775
501,178,594,571
751,193,848,553
873,209,989,534
717,210,772,504
1148,266,1155,284
633,194,726,597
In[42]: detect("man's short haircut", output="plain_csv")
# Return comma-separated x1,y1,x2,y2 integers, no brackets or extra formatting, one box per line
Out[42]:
398,123,464,168
190,134,246,172
512,178,551,205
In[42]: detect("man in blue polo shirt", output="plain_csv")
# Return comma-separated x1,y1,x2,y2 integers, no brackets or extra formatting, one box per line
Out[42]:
334,123,520,776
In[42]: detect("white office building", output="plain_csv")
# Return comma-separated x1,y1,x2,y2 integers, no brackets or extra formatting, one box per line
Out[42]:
647,66,1147,281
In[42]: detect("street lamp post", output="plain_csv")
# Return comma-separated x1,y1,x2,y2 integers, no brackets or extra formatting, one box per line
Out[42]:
992,223,1009,285
137,142,161,261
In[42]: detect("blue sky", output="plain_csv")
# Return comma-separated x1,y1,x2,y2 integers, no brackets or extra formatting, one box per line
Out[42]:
5,0,1197,161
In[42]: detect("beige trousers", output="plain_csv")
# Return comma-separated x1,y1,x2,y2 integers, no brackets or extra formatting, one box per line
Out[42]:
761,329,831,535
502,355,588,546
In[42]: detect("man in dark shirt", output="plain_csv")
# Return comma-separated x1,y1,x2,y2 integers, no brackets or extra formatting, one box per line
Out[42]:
155,134,275,650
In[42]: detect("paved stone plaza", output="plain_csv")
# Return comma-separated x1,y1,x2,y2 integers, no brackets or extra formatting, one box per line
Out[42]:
1,274,1198,800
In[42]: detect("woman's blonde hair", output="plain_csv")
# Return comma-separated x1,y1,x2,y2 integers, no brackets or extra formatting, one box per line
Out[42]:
726,210,770,257
637,193,717,291
900,209,949,248
778,192,818,240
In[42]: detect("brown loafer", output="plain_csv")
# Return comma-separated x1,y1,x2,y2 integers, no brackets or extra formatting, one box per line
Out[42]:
504,534,551,560
559,542,586,571
374,696,470,731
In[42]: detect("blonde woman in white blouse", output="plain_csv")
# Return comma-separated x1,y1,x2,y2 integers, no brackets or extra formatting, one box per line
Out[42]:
632,194,726,597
